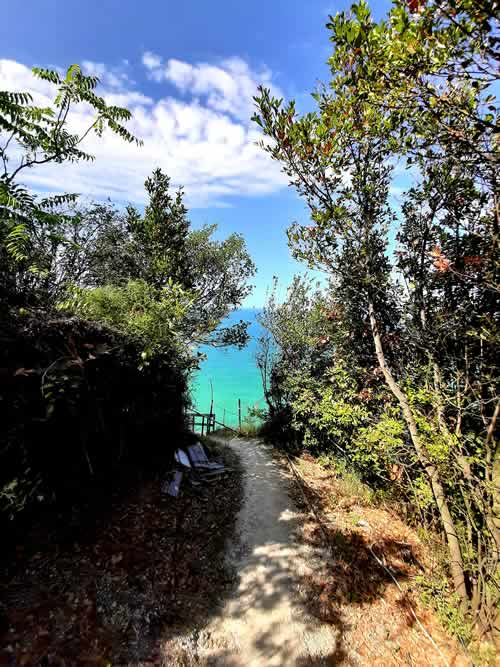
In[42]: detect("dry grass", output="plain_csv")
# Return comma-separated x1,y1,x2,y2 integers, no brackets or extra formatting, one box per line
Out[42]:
278,452,470,667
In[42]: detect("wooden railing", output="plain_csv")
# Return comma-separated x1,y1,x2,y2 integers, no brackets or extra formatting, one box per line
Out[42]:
186,411,216,436
186,396,245,436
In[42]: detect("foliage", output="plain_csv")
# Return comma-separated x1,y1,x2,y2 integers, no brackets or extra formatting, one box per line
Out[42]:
253,0,499,638
38,172,257,354
320,455,376,506
238,408,265,438
61,279,194,362
357,409,407,477
256,276,331,414
123,168,193,290
0,312,188,532
0,65,256,542
0,64,141,275
417,573,473,645
186,224,256,348
290,365,369,453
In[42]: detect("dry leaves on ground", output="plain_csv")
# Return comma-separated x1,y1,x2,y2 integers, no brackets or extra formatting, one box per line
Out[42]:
280,453,469,667
0,442,242,666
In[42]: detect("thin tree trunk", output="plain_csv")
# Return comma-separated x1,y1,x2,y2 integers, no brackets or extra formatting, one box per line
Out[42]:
455,368,463,437
368,300,468,607
487,401,500,558
433,363,446,431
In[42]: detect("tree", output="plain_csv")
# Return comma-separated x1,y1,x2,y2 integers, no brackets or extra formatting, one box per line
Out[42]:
397,157,500,626
125,169,193,290
253,0,499,630
326,0,499,238
0,63,141,306
257,276,330,414
53,169,256,354
0,66,195,537
66,279,194,362
186,224,256,348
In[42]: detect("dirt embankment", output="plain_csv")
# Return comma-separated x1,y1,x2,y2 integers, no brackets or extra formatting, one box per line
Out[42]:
0,440,242,665
277,450,469,667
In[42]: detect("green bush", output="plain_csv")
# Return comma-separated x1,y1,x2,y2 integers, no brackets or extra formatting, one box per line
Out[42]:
0,313,188,533
61,279,193,361
417,574,473,645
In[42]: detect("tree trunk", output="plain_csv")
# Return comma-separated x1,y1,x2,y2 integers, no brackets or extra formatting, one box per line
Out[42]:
487,401,500,559
368,300,468,607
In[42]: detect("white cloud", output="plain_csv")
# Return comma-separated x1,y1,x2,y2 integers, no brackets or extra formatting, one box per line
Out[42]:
81,60,131,89
145,53,277,122
0,57,287,208
142,51,162,71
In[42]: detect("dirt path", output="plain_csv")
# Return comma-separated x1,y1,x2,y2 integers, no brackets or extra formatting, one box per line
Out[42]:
183,437,339,666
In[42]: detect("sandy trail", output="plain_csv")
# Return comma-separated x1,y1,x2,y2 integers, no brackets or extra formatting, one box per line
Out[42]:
195,438,338,666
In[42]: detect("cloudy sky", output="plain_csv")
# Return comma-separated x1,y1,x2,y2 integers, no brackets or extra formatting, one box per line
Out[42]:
1,0,395,306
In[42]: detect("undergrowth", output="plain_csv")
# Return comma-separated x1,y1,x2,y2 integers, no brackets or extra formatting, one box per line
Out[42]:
313,451,497,664
416,574,473,646
316,452,390,507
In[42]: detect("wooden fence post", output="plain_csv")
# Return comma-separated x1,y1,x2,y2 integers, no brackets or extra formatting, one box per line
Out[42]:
238,399,242,432
209,379,214,421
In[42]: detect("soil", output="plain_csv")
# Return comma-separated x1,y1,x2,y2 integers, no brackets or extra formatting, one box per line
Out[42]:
166,438,468,667
166,438,341,665
0,436,469,666
0,440,243,666
276,448,469,666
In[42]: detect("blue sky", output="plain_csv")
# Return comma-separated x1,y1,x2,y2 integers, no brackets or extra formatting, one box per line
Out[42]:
1,0,397,306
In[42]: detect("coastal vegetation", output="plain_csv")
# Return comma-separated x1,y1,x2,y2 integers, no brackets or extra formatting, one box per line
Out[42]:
0,64,254,537
0,0,498,661
253,0,499,645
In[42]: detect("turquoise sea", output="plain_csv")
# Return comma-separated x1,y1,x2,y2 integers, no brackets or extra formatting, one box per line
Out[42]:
190,309,265,427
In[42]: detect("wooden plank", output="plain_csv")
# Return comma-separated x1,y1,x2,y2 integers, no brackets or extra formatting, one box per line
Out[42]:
193,461,225,470
162,470,183,497
174,449,191,468
187,442,210,467
185,411,217,435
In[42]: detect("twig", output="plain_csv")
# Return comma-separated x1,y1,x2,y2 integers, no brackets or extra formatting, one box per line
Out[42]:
41,355,67,396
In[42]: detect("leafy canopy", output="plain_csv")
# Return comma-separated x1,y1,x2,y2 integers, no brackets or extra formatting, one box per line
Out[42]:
0,63,142,264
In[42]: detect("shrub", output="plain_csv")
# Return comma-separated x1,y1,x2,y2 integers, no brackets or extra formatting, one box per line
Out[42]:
0,312,188,536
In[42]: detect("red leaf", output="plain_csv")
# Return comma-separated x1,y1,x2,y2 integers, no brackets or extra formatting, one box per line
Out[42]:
463,255,482,266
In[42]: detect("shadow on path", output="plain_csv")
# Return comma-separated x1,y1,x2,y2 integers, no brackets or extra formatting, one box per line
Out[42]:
165,438,413,666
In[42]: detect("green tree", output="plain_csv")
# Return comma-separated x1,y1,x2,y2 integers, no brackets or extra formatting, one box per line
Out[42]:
253,0,499,628
52,171,256,355
0,64,141,305
125,168,193,290
65,279,194,362
186,224,256,348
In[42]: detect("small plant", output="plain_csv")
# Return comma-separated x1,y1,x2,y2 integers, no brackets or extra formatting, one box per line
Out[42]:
468,641,497,667
369,488,391,507
416,573,473,646
239,406,265,438
326,457,374,505
316,453,337,468
239,419,262,438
